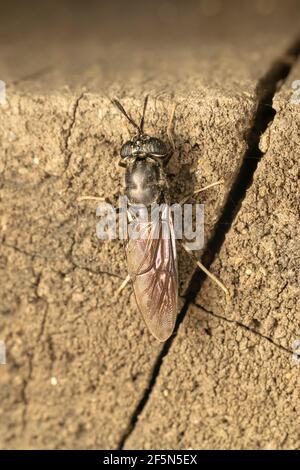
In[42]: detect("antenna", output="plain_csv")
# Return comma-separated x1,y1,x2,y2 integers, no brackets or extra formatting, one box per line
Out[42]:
111,98,141,133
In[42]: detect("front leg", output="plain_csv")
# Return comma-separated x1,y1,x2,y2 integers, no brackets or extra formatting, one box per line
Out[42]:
77,196,105,202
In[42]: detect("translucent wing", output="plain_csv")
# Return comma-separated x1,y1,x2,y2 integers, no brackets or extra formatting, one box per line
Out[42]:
125,205,178,342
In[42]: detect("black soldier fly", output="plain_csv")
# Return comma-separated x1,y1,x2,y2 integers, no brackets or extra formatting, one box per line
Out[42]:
79,97,228,342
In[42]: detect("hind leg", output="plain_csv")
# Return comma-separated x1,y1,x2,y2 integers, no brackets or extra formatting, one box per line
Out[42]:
180,241,229,296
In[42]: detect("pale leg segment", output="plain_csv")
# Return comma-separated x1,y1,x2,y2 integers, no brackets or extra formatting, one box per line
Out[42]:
180,179,224,205
77,196,105,202
167,103,176,152
181,242,229,296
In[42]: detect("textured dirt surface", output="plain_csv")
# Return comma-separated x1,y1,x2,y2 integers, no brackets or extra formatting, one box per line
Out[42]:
0,0,300,450
196,63,300,350
126,305,300,450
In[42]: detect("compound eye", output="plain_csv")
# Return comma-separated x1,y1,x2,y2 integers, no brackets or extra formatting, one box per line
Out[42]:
120,141,133,158
148,137,168,156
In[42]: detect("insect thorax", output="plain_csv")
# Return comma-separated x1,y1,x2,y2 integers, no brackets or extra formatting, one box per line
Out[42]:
125,158,166,206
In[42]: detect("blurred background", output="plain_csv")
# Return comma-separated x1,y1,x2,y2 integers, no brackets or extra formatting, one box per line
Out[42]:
1,0,300,89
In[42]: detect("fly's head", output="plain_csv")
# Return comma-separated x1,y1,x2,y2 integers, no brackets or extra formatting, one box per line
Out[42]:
120,134,168,161
112,97,170,167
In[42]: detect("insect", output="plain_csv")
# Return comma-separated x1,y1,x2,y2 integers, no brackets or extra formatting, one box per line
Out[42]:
79,97,227,342
112,97,178,341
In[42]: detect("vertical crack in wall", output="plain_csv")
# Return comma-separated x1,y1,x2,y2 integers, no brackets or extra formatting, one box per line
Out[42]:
64,92,85,170
118,36,300,450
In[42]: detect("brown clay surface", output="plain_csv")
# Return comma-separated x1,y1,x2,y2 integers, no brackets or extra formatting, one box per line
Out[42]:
125,26,300,452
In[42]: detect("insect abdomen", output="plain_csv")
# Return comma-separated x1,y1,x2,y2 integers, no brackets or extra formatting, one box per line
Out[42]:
125,158,162,206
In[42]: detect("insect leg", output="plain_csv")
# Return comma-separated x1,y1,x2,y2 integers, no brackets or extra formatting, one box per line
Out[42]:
163,103,177,166
167,103,176,151
77,196,105,202
116,274,131,295
179,179,223,205
181,242,229,296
